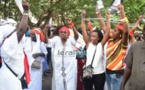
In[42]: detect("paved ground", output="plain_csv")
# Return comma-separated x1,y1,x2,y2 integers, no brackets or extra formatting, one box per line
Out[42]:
42,72,52,90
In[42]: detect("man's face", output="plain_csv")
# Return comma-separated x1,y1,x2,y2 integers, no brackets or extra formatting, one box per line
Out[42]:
59,30,69,40
31,33,37,42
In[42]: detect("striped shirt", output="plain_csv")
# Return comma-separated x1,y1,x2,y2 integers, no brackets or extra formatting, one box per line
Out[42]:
106,39,127,71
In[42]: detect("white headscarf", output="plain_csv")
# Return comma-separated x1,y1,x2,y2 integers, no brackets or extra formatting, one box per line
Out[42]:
0,18,17,45
32,34,41,54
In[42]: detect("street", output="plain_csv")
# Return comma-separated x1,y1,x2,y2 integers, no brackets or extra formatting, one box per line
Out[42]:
42,72,52,90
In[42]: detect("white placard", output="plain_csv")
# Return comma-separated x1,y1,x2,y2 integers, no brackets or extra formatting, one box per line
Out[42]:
49,18,52,26
15,0,24,14
108,0,122,14
112,0,121,6
97,0,104,9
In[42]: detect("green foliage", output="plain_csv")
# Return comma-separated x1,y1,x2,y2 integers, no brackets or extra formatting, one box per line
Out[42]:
0,0,145,28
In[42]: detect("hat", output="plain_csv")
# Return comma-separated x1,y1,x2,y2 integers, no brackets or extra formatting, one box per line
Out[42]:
59,26,70,36
116,24,124,31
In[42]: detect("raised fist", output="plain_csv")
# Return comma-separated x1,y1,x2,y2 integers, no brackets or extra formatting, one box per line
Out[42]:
22,1,30,11
118,4,124,11
106,11,111,19
81,10,86,18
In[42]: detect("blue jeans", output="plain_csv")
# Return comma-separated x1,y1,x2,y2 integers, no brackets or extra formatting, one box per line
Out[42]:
106,73,123,90
42,58,49,72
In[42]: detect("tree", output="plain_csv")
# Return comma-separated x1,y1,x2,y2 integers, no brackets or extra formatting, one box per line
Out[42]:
0,0,145,28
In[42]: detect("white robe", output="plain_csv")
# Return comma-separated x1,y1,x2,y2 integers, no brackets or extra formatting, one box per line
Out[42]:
49,36,77,90
0,25,16,55
25,35,47,90
0,32,25,90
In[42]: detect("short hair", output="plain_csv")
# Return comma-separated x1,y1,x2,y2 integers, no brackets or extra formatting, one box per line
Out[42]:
93,29,103,43
53,26,64,35
77,28,82,34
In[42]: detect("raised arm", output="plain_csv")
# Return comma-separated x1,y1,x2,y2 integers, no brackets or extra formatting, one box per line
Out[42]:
67,18,78,40
96,8,106,33
118,4,129,45
81,10,89,45
137,26,143,31
17,1,29,43
87,20,93,33
128,16,142,43
130,15,143,32
44,24,50,44
119,4,126,19
101,11,110,46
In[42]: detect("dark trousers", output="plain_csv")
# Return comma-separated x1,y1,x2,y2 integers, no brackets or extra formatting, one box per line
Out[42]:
0,62,1,68
46,47,51,65
83,73,105,90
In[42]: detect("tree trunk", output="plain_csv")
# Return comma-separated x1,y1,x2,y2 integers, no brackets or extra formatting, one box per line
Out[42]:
40,11,52,29
36,14,47,27
61,13,66,25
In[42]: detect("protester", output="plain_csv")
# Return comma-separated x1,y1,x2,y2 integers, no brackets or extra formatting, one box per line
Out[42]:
45,26,53,73
31,28,49,80
0,19,17,68
128,15,143,44
105,4,129,90
25,31,47,90
0,1,30,90
1,0,145,90
44,18,78,90
120,24,145,90
73,28,86,90
81,9,110,90
135,34,141,41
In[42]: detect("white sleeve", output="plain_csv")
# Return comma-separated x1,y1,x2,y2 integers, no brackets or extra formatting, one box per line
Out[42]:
1,32,19,57
69,36,77,46
0,25,16,38
40,42,48,57
47,36,58,48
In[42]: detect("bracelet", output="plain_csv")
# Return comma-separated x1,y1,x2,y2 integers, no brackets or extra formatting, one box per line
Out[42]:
120,17,128,23
69,23,74,29
23,13,29,16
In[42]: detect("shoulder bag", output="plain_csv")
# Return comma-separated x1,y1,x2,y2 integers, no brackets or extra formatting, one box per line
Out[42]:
82,46,97,80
